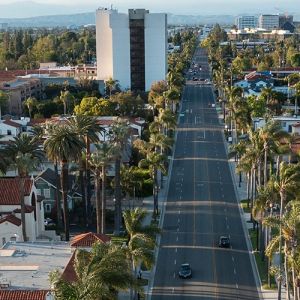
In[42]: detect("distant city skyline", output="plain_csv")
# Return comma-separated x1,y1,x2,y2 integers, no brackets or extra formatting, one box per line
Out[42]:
0,0,299,18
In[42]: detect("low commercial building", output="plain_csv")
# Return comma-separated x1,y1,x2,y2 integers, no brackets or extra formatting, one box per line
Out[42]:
0,78,42,116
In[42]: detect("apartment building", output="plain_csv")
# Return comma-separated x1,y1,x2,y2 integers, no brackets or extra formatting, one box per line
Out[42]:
0,78,42,116
96,8,167,91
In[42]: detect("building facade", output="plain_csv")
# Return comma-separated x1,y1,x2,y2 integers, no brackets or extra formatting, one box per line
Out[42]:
259,14,279,30
235,16,258,29
96,8,167,91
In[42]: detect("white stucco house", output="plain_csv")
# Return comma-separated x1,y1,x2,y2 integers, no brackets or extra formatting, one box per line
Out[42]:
0,177,46,247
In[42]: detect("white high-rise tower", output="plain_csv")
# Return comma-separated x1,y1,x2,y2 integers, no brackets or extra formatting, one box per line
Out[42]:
96,8,167,92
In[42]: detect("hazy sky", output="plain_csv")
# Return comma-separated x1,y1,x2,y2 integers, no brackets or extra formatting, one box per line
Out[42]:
0,0,299,16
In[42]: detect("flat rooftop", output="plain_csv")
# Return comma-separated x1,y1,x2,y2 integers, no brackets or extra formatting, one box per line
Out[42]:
0,241,72,290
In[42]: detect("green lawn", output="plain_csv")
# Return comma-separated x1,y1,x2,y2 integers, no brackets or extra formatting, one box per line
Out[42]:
240,199,251,213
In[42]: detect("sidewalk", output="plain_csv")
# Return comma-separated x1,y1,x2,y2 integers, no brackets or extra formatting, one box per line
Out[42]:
118,175,169,300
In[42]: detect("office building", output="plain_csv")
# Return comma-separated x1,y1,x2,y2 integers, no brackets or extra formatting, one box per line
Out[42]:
96,8,167,91
259,14,279,30
235,16,258,29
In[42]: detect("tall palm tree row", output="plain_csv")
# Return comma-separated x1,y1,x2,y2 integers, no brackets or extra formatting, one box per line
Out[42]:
44,123,85,241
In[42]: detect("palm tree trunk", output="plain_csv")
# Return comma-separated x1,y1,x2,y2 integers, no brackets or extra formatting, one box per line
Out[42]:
61,161,70,241
79,159,87,228
101,165,106,234
114,157,122,234
264,145,268,187
246,172,250,208
276,156,281,179
85,137,92,227
278,189,285,300
95,170,101,234
284,241,290,300
54,162,62,229
153,168,159,216
19,176,27,242
292,261,297,300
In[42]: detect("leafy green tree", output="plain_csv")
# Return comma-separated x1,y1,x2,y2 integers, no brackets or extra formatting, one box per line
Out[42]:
74,97,115,116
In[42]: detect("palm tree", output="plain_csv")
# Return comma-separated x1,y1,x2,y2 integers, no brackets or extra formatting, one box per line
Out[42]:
60,90,74,115
0,91,9,119
110,120,130,234
105,77,119,97
123,208,159,299
120,165,142,209
264,201,300,300
44,124,85,241
4,133,43,241
269,162,300,299
157,108,177,137
50,241,135,300
258,121,290,187
68,115,102,227
89,143,114,234
24,97,37,118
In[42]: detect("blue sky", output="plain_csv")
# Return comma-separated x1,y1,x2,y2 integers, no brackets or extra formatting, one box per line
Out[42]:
0,0,299,17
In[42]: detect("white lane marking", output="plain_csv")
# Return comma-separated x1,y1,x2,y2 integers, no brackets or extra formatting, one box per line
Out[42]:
175,248,177,253
234,268,236,275
178,218,180,223
172,288,175,293
176,236,179,241
179,210,181,214
232,256,234,262
236,283,239,289
222,194,225,198
177,227,179,232
227,225,229,230
173,272,176,278
174,259,177,265
225,216,228,221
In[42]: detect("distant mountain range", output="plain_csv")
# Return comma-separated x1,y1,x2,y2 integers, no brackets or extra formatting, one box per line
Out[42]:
0,1,299,28
0,12,240,28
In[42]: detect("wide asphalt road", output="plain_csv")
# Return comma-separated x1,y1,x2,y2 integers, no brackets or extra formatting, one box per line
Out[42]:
150,47,260,300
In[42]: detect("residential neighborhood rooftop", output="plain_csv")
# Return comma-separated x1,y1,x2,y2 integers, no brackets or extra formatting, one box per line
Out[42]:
0,242,72,290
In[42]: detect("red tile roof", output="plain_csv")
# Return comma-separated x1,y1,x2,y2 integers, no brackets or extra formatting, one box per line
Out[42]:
61,251,77,282
0,290,50,300
13,205,35,214
0,178,33,205
2,120,21,128
0,214,21,226
70,232,111,247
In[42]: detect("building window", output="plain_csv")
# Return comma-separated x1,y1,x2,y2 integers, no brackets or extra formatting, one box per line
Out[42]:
43,189,50,198
36,189,41,196
7,130,12,135
45,203,52,213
